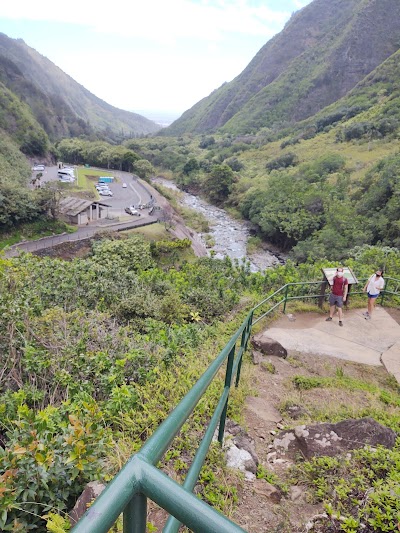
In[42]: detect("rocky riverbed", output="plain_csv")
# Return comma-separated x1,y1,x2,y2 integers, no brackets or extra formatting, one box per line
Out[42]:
152,177,285,272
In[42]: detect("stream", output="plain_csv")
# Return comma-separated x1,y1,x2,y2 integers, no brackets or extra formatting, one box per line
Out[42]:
152,177,285,272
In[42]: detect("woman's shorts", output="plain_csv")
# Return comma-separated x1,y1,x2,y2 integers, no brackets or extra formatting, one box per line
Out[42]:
367,292,379,299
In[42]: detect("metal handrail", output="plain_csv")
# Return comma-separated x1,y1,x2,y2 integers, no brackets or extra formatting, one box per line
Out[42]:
73,276,399,533
252,277,400,325
72,311,252,533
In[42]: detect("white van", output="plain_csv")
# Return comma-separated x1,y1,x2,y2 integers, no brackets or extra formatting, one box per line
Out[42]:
58,169,75,181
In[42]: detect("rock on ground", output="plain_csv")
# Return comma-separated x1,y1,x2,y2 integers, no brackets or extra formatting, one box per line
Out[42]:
273,417,397,459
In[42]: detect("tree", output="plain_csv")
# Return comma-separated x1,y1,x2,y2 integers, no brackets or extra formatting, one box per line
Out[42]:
183,158,199,175
203,164,235,204
0,185,40,226
133,159,154,181
37,182,63,220
20,127,49,156
199,136,215,149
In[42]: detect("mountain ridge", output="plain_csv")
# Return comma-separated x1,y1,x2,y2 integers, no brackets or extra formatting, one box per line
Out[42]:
164,0,400,136
0,33,160,142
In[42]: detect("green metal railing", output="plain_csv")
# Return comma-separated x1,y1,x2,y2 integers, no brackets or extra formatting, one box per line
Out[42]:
252,276,400,325
73,277,399,533
72,310,253,533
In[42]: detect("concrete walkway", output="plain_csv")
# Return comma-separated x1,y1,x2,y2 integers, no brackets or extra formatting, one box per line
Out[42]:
3,216,158,258
264,307,400,378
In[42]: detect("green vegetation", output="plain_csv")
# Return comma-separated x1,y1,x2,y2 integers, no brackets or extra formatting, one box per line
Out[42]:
269,351,400,533
0,235,399,530
128,222,172,241
57,139,141,173
0,235,258,531
0,140,69,234
0,220,76,250
128,70,400,261
134,3,400,264
151,181,210,233
1,3,400,529
290,440,400,533
246,236,263,255
164,1,400,137
0,83,49,156
0,34,159,141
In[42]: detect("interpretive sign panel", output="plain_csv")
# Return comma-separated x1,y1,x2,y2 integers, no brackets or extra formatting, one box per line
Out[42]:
322,267,358,286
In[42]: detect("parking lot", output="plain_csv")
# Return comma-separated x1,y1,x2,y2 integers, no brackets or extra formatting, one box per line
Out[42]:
32,165,155,220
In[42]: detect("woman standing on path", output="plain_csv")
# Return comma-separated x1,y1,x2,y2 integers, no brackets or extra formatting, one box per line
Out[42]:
363,270,385,320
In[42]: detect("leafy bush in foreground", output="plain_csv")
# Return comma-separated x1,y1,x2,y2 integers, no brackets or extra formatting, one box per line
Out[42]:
291,440,400,533
0,402,110,531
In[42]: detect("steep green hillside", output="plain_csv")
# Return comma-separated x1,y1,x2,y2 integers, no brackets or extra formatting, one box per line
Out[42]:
0,129,31,185
0,54,92,140
289,48,400,142
0,33,160,141
137,42,400,261
164,0,400,136
0,80,49,156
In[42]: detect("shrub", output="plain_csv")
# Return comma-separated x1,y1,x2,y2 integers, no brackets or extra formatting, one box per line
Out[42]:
199,136,215,149
280,137,300,149
0,404,110,531
266,152,299,171
292,375,324,390
290,440,400,532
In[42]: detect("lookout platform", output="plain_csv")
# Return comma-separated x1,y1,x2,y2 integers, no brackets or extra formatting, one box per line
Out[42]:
264,307,400,381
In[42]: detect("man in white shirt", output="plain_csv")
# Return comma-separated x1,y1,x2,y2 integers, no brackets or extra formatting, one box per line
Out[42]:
363,270,385,320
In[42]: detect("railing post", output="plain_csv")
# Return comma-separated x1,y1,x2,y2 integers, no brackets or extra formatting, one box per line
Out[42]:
235,313,252,387
218,345,235,445
282,284,289,313
380,278,389,307
318,279,328,309
123,493,147,533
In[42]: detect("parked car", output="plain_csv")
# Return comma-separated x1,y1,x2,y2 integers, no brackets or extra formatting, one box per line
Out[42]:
95,184,110,190
125,206,140,216
122,183,127,188
99,190,113,197
32,164,45,172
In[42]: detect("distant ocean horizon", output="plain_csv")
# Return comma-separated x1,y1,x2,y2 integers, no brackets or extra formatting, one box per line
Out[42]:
133,110,182,127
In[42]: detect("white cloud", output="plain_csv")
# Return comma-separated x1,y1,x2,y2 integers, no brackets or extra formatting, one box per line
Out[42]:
0,1,289,42
0,1,307,112
292,0,312,8
58,45,245,112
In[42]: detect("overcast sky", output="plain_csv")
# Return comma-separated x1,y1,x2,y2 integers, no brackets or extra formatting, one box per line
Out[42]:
0,0,312,119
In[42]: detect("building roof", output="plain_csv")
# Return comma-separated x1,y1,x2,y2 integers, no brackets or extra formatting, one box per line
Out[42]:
59,197,110,216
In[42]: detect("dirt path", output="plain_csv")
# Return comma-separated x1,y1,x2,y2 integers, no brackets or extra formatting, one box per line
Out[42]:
232,344,395,532
228,304,400,532
232,353,322,533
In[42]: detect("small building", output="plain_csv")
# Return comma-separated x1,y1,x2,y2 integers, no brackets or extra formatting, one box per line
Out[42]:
58,197,110,225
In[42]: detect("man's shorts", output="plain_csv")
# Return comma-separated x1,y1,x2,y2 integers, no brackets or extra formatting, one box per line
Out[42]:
367,292,379,299
329,293,344,308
